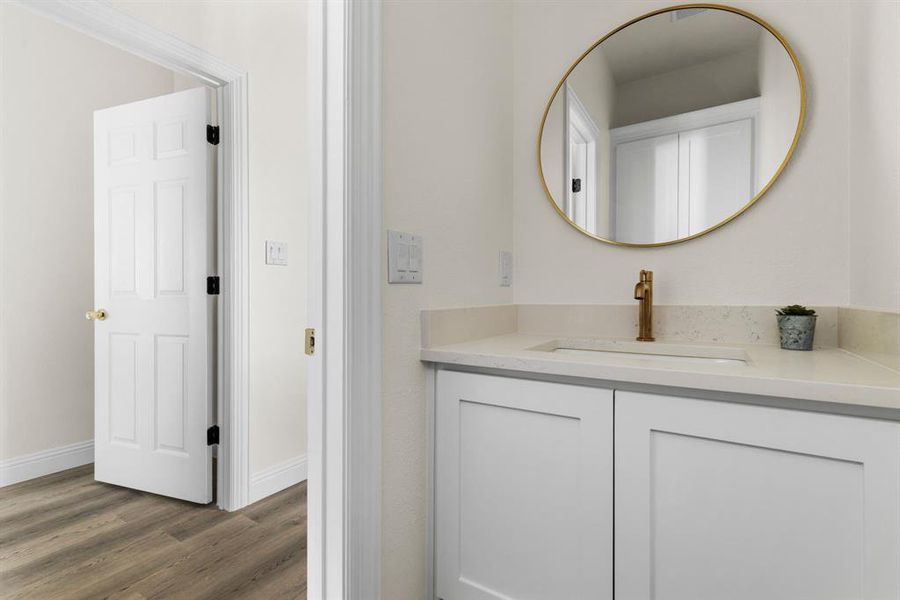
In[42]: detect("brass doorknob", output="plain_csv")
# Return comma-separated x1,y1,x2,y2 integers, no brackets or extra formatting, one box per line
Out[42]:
85,309,108,321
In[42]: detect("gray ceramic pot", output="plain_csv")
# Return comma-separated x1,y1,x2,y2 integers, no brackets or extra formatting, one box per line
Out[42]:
777,315,817,351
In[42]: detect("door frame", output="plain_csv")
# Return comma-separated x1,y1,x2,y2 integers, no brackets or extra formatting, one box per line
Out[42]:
307,1,383,597
15,0,251,511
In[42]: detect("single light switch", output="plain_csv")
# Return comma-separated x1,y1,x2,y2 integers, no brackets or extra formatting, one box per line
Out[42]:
409,242,422,271
388,230,422,284
266,240,288,266
398,241,410,270
499,250,513,287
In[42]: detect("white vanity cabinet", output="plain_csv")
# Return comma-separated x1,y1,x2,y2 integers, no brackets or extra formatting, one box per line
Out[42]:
434,370,614,600
615,391,900,600
433,371,900,600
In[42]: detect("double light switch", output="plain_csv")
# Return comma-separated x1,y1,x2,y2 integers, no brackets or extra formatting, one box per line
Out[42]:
265,241,288,266
388,230,422,283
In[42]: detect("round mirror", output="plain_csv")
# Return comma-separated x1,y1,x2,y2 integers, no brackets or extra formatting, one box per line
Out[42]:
538,5,805,247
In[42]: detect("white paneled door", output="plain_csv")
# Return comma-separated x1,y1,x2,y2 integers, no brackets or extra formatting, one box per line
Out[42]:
93,88,215,504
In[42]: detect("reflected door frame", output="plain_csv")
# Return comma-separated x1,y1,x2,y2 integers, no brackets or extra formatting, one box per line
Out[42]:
564,83,601,231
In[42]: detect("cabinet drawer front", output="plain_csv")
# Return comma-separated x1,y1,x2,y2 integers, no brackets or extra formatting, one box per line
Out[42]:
435,371,613,600
615,391,900,600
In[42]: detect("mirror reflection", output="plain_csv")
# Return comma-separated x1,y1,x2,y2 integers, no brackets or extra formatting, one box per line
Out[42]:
539,7,804,246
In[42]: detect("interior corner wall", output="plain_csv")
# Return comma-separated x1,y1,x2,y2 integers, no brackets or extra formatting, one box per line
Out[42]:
0,3,177,462
757,28,800,187
513,1,852,306
381,1,514,597
612,47,759,128
848,0,900,312
110,0,310,483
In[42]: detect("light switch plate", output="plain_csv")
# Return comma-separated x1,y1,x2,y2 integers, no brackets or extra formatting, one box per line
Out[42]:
388,230,422,283
266,240,288,266
499,250,513,287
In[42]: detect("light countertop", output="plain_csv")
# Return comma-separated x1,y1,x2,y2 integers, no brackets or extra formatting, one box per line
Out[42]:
421,333,900,413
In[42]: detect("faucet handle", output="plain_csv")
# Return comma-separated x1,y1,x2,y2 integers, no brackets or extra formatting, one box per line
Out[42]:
639,269,653,282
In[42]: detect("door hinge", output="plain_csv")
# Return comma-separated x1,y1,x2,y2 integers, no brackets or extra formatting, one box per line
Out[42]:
572,178,582,193
207,276,220,295
207,124,220,145
305,328,316,356
207,425,219,446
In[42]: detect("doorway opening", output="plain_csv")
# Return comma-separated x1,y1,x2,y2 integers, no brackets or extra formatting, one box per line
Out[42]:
0,2,307,597
0,0,256,509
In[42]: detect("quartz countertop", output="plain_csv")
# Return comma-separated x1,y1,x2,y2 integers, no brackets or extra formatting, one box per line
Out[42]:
421,333,900,413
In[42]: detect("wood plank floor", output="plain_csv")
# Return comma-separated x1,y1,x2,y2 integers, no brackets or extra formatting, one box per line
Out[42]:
0,465,306,599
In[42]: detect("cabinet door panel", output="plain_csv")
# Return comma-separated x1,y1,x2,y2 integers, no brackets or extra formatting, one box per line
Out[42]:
435,371,613,600
615,391,900,600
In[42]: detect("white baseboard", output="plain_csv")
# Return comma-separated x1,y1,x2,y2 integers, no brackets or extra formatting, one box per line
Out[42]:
0,440,94,488
248,454,308,504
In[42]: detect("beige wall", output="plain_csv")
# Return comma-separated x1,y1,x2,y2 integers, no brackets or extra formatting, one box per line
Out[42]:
0,4,177,460
848,0,900,312
613,47,760,127
111,0,309,476
758,29,801,187
383,2,897,595
513,1,852,306
382,1,514,597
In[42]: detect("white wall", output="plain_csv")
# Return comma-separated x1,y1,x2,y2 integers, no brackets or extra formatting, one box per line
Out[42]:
0,4,177,461
382,1,514,597
514,1,852,306
848,0,900,312
111,0,309,478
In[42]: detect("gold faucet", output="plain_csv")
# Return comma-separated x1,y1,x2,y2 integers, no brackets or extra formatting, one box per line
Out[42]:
634,270,654,342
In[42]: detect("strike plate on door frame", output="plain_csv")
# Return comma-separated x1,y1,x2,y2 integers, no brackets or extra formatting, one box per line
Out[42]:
305,328,316,356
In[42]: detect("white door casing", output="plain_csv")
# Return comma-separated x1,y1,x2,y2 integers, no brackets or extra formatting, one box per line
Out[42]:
565,83,599,233
435,370,613,600
93,87,214,504
615,391,900,599
307,0,384,596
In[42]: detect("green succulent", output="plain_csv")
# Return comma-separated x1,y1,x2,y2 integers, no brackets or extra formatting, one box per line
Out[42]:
776,304,816,316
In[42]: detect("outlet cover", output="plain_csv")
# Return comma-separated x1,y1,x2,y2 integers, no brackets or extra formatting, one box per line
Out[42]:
499,250,512,287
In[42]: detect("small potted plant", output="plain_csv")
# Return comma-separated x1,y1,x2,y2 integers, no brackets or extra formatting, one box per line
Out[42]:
776,305,817,351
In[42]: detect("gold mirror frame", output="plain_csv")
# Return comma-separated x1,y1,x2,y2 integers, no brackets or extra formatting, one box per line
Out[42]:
537,3,807,248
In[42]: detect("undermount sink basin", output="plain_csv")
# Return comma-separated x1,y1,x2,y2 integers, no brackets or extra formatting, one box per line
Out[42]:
530,339,749,366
